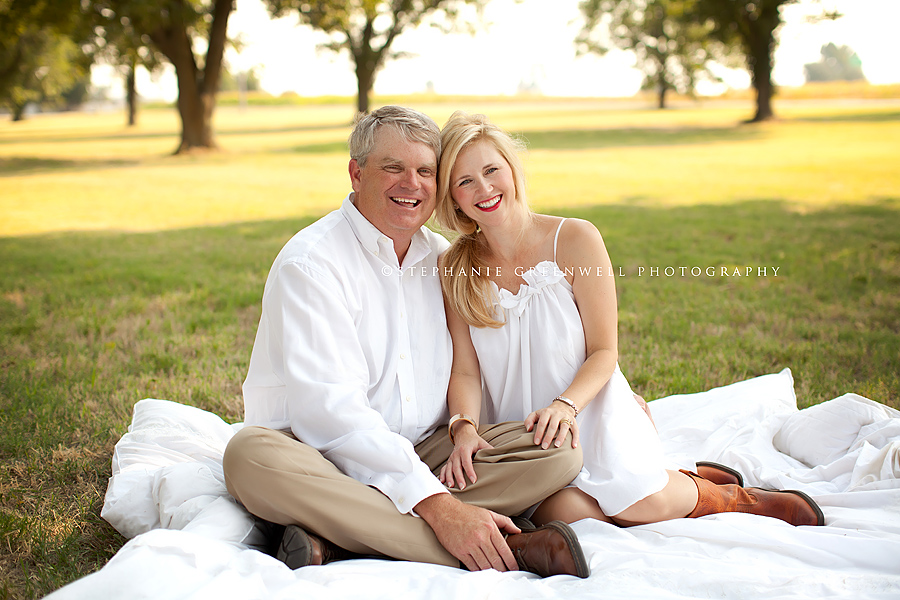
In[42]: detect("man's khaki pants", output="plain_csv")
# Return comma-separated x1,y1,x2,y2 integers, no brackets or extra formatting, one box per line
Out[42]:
223,422,582,567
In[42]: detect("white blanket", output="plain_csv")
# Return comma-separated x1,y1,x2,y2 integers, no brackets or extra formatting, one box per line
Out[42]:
48,369,900,599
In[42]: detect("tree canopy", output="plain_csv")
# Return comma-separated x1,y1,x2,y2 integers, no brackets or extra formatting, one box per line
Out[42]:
264,0,487,114
0,0,91,120
88,3,167,125
577,0,741,109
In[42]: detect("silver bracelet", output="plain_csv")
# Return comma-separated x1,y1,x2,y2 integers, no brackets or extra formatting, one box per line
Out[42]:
553,395,579,416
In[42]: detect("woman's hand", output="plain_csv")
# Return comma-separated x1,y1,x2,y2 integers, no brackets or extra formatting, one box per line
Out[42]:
439,424,494,490
525,402,579,449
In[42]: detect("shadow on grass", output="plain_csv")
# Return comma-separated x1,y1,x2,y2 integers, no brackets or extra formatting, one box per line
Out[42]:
515,125,763,150
0,156,139,177
289,141,349,154
283,124,763,155
790,110,900,123
0,121,351,148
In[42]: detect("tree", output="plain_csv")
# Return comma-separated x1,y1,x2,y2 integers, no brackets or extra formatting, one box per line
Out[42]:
264,0,487,114
804,42,864,83
576,0,740,109
0,0,90,121
88,5,166,126
93,0,234,152
691,0,839,122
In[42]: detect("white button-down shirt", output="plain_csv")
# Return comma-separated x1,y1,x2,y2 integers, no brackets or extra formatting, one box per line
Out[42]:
242,195,452,514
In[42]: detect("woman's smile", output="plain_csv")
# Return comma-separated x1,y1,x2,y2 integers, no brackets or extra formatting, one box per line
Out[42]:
475,195,502,211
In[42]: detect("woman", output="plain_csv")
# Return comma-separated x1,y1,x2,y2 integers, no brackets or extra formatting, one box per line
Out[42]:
434,111,824,528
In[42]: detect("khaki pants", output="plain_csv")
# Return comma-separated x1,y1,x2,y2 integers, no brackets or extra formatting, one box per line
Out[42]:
223,422,582,567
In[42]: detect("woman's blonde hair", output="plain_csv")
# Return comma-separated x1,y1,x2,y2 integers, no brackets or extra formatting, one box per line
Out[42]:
435,111,531,328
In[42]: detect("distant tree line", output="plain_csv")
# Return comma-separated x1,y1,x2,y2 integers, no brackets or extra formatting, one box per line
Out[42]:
1,0,850,152
804,43,864,83
577,0,843,120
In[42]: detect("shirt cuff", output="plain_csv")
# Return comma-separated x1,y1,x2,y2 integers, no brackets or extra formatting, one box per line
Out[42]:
389,462,451,515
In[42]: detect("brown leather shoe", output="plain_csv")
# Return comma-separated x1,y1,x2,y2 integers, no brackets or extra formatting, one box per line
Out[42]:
505,520,590,578
682,470,825,527
276,525,358,569
696,461,744,487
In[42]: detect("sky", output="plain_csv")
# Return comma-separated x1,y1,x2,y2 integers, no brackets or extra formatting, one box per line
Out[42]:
99,0,900,102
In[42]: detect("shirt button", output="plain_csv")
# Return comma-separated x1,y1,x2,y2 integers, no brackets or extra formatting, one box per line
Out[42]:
405,396,412,402
400,353,406,359
398,497,405,505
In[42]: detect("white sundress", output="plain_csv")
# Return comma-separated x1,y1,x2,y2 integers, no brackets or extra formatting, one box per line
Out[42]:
469,219,670,516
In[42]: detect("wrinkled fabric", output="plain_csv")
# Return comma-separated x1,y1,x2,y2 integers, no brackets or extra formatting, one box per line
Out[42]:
50,370,900,600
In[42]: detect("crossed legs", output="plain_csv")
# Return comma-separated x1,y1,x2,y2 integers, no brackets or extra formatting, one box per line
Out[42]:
223,422,582,567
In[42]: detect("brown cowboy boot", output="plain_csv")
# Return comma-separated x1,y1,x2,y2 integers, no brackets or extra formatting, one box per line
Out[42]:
505,520,590,578
681,470,824,527
696,461,744,487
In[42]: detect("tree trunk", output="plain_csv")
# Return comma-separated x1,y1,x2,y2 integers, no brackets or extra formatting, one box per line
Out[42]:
11,102,26,121
743,7,780,122
746,32,775,121
657,70,668,109
652,5,668,110
147,0,232,153
351,13,390,116
126,62,137,127
750,55,774,122
168,35,213,152
356,64,374,114
175,89,216,152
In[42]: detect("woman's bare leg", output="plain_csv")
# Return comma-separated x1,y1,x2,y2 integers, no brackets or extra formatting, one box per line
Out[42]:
610,469,698,527
531,487,615,526
532,470,699,528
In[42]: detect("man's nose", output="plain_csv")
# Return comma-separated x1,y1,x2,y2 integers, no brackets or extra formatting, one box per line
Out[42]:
401,168,420,189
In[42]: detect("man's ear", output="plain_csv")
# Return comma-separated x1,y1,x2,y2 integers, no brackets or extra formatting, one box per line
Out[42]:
349,159,362,192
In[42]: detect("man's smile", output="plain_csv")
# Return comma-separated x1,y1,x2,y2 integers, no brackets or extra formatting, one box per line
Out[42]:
391,197,423,207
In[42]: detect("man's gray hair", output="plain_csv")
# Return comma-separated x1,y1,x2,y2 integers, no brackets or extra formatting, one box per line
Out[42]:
349,106,441,168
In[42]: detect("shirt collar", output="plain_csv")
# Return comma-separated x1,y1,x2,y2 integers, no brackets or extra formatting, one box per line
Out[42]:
341,193,432,268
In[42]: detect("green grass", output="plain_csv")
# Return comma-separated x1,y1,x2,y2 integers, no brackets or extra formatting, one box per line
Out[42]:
1,98,899,598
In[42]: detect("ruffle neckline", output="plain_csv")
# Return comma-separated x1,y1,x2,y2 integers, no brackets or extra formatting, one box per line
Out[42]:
492,260,570,316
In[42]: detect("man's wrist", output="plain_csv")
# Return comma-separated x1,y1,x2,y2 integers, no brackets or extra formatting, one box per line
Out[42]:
414,491,454,523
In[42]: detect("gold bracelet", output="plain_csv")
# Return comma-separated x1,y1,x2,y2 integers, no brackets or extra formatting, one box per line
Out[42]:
448,413,477,444
552,395,579,416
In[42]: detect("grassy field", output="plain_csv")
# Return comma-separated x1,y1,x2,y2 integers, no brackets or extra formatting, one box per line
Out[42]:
1,97,899,598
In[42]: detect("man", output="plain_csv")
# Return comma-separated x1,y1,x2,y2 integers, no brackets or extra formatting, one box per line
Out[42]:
223,106,589,577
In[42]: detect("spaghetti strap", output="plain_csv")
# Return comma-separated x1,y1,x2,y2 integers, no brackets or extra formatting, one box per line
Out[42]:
553,218,566,264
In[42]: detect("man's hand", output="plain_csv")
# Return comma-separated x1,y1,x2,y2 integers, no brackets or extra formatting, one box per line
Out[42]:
415,494,520,572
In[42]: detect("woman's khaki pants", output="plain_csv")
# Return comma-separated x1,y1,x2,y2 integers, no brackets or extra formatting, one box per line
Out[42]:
223,422,582,567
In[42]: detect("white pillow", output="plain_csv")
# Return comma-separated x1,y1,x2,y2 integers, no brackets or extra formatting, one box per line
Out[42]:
773,393,899,467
